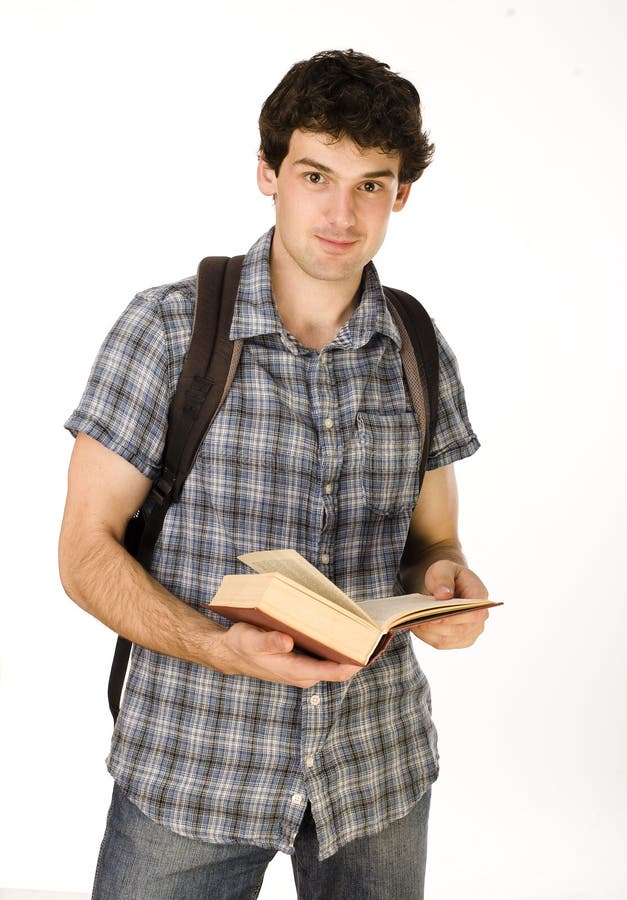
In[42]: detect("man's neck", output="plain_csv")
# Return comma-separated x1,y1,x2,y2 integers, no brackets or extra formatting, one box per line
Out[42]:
269,245,363,352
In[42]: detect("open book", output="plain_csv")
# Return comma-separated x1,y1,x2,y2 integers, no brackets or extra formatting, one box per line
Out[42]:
207,550,500,666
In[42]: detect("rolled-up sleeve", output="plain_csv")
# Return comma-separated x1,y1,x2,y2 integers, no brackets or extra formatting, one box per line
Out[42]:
426,322,480,470
64,293,170,479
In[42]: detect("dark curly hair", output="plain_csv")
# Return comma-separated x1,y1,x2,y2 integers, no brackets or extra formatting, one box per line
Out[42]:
259,50,434,184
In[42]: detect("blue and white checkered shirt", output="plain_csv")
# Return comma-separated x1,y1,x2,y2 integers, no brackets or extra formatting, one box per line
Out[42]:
65,228,479,859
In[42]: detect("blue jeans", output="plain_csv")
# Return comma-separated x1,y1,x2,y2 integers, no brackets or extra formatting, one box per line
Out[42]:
92,782,430,899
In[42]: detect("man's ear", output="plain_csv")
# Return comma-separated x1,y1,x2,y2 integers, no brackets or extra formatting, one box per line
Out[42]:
392,181,412,212
257,153,278,197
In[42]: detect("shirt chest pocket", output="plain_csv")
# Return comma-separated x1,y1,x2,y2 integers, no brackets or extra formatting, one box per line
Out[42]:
356,411,422,515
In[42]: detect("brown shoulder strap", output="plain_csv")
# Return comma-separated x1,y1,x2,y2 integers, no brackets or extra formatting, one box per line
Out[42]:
383,286,439,489
109,255,244,721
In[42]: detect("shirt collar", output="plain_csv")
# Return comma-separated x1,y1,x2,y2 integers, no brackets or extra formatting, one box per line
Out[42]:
229,227,401,350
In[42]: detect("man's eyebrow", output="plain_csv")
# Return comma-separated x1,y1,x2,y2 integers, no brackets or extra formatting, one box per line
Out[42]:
293,157,397,179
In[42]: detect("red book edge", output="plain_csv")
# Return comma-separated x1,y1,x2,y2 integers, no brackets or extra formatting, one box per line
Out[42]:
206,601,502,667
207,604,383,666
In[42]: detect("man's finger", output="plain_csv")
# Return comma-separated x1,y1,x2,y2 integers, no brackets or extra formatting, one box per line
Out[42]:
231,623,294,655
262,631,295,653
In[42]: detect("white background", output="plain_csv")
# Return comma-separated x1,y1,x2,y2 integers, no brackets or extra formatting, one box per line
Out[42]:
1,1,626,897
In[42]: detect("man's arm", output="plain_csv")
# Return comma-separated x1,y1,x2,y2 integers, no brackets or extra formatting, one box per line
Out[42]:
399,464,489,649
58,433,360,687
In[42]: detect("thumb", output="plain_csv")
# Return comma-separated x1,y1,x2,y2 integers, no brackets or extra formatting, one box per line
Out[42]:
425,561,457,599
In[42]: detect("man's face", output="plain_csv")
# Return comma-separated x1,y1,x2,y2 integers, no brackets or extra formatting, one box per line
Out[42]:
257,130,412,290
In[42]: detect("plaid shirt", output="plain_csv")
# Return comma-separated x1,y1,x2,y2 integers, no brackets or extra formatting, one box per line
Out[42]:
65,229,479,860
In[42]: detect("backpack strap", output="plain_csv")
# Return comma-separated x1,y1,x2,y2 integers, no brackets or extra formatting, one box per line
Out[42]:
108,254,245,721
383,286,439,489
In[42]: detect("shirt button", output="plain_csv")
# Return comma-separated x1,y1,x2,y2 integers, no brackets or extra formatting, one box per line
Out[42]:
310,694,321,705
305,756,315,769
291,793,304,805
324,483,333,495
323,417,334,430
320,553,330,565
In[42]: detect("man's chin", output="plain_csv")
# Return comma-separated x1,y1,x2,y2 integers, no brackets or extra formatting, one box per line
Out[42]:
304,247,370,283
303,259,365,284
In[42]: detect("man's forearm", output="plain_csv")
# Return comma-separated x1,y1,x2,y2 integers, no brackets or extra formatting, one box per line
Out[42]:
59,433,360,687
59,529,226,668
59,527,360,687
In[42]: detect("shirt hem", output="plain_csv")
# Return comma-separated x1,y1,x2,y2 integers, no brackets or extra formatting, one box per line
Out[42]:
107,765,299,856
107,761,439,862
315,771,439,860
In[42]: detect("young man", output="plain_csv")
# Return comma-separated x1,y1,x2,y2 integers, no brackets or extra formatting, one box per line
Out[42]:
60,50,489,899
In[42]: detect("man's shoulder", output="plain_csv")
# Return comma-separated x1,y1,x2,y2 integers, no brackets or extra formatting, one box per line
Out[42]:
117,275,198,348
133,273,197,311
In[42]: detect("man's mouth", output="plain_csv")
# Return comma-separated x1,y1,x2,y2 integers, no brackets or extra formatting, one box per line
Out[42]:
315,235,359,251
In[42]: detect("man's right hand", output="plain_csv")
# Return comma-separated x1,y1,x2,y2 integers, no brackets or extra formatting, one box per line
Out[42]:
208,621,361,688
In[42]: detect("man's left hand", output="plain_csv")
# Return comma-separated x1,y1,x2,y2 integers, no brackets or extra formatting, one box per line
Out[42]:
410,559,490,650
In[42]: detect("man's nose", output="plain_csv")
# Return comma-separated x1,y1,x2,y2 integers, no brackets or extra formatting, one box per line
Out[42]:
326,187,357,230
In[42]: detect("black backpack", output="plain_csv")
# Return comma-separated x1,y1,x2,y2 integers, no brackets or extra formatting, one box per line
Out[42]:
109,254,440,720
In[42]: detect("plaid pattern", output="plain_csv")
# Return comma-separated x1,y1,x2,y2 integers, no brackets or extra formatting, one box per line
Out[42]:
65,229,479,859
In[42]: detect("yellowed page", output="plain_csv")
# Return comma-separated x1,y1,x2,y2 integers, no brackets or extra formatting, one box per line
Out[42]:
213,573,375,629
238,549,373,622
359,593,495,630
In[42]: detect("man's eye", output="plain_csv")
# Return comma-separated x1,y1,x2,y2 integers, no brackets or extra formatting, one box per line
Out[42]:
362,181,381,193
306,173,324,184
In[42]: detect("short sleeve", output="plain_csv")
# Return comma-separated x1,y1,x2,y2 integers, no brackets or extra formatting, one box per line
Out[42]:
64,293,170,479
426,323,480,470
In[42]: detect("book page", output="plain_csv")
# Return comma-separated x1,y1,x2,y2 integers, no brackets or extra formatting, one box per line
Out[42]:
359,593,493,630
238,549,368,619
